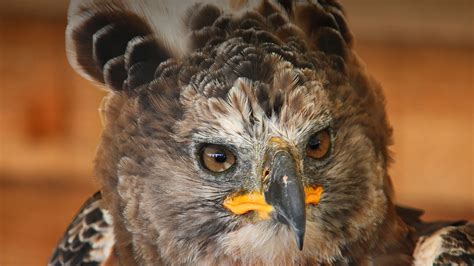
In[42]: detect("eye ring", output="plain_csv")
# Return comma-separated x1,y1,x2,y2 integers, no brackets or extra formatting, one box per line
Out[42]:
306,129,331,159
199,144,236,173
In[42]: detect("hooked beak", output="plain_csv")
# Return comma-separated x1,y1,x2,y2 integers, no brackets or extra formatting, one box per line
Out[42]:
223,141,323,251
263,150,306,250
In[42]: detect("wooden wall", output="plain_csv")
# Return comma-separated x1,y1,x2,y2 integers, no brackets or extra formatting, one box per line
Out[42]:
0,1,473,264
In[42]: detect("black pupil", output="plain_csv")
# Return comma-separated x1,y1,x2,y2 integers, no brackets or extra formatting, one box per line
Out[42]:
308,137,321,150
211,152,227,163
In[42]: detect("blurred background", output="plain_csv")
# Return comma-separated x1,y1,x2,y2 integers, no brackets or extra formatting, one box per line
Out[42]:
0,0,472,264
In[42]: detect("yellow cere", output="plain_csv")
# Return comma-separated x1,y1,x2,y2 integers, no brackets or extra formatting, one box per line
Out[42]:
304,186,324,205
223,191,273,219
268,137,289,149
223,186,324,220
269,137,286,145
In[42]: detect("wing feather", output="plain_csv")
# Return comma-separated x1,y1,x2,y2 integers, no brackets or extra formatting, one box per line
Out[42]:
48,192,115,266
397,205,474,265
414,223,474,265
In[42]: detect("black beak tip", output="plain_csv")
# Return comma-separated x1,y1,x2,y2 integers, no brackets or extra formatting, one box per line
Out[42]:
295,229,305,251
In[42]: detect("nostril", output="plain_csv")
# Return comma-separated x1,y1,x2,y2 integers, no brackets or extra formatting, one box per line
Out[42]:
262,168,270,182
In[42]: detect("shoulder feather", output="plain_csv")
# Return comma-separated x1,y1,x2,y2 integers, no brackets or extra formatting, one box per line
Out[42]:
48,191,115,266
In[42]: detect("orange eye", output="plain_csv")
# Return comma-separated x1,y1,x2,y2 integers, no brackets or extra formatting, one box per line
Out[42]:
306,129,331,159
200,144,236,173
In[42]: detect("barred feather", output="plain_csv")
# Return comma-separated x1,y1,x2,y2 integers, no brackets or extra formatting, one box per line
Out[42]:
49,192,115,266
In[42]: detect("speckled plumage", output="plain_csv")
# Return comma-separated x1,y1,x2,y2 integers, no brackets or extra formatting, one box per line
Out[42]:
49,192,114,266
50,0,473,265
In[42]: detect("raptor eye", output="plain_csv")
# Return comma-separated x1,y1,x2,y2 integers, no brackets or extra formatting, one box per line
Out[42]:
306,129,331,159
200,144,236,173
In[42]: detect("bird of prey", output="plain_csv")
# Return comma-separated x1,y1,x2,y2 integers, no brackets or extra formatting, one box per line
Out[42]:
49,0,473,265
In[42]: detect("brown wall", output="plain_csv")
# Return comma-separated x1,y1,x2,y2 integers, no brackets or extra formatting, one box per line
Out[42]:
0,1,473,264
